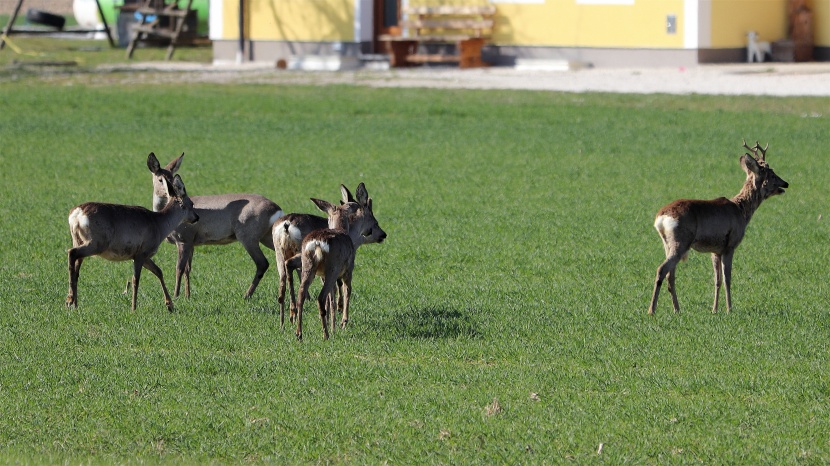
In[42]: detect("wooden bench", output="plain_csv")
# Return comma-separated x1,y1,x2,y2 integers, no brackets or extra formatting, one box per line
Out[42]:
380,5,496,69
125,0,197,61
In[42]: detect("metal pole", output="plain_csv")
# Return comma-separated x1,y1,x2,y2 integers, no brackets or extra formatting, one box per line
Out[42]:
237,0,244,64
94,0,116,48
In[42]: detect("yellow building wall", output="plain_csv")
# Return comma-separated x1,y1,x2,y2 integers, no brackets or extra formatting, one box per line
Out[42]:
808,0,829,46
222,0,355,41
491,0,685,48
217,0,826,50
709,0,786,47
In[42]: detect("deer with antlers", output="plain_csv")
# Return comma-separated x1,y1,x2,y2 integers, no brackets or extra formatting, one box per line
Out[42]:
648,140,789,315
272,183,386,328
286,187,386,341
67,160,199,311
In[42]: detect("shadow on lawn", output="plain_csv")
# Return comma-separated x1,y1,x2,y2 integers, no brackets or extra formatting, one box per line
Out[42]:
391,305,480,339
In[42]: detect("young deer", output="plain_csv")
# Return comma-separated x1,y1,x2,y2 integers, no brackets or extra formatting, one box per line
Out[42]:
289,198,365,341
273,183,386,327
148,153,284,299
67,169,198,311
648,140,789,315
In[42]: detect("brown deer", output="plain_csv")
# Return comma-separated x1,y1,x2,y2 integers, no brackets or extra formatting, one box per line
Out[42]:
273,183,386,328
288,192,385,341
67,167,198,311
148,153,283,299
648,140,789,315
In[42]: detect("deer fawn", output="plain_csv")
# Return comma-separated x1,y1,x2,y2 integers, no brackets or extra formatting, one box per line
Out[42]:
648,140,788,315
288,190,386,341
273,183,386,328
67,163,198,311
148,153,284,299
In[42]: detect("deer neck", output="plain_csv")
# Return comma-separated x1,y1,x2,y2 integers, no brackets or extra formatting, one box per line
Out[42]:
347,226,367,248
156,198,187,233
731,176,764,222
152,193,169,212
328,212,350,233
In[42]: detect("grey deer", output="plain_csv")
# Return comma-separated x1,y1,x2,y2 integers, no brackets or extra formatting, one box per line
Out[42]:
148,153,284,298
67,163,198,310
273,183,386,328
287,191,385,341
648,140,788,315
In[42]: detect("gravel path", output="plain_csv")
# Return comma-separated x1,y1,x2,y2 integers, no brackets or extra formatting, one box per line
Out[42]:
93,61,830,97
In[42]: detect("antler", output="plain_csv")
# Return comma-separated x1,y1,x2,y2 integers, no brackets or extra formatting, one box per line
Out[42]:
742,139,769,161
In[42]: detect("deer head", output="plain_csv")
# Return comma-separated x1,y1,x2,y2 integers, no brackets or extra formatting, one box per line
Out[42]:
741,139,789,199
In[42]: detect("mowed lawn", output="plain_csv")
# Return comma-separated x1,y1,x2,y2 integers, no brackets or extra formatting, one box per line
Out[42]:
0,74,828,464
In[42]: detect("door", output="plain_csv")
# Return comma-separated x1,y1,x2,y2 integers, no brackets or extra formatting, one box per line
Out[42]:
373,0,401,53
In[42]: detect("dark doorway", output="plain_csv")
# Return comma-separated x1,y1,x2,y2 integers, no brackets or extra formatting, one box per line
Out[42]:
373,0,400,53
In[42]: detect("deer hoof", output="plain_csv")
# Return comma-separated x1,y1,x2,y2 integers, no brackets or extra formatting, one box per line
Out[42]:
340,319,349,329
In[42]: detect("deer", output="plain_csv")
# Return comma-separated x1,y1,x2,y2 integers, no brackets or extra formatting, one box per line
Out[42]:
273,183,386,328
66,166,199,311
648,140,789,315
287,197,367,341
148,153,284,299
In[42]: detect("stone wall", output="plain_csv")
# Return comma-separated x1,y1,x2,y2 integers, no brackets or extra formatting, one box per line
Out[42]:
1,0,75,15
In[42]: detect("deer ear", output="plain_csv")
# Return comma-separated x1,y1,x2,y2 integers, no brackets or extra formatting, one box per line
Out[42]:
355,182,369,207
147,152,161,174
172,174,187,197
741,154,761,175
311,198,335,214
340,184,355,204
166,153,184,174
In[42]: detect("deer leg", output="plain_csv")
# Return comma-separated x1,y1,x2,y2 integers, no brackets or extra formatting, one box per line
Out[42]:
130,259,144,311
317,275,337,341
336,278,344,322
67,245,97,309
143,258,174,311
711,254,723,313
721,251,734,313
649,254,683,315
242,241,269,299
66,249,84,308
276,249,287,327
667,269,680,313
321,278,339,337
340,271,352,330
174,242,193,299
184,254,192,299
285,254,302,324
295,257,316,342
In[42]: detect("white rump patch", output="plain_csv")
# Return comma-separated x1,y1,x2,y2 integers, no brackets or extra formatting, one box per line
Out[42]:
287,223,303,243
269,210,284,226
654,215,679,234
304,239,330,254
69,208,89,230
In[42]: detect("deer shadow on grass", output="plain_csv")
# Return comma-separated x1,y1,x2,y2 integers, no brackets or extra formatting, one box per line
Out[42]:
391,305,480,340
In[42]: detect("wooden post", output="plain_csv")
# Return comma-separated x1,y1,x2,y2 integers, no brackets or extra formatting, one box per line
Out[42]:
0,0,26,50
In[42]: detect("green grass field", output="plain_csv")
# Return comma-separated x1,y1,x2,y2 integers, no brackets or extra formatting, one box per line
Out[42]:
0,67,828,464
